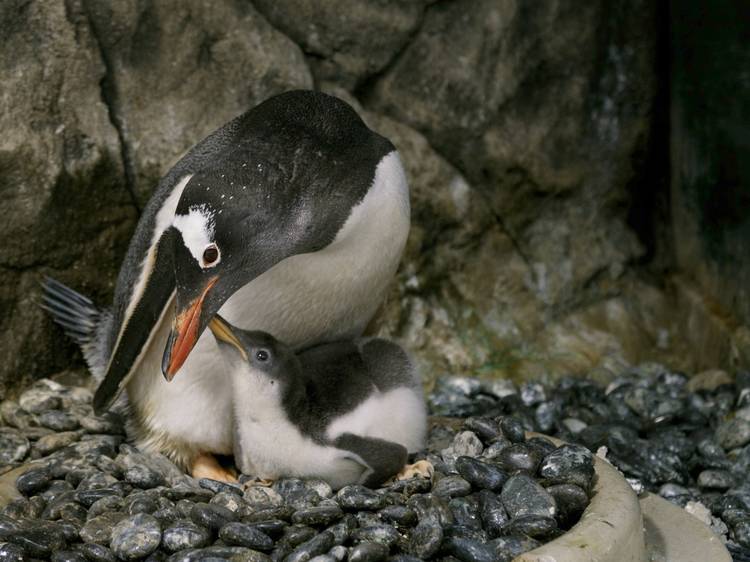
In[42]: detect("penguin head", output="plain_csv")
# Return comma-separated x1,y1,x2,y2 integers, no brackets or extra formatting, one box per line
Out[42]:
160,90,396,380
208,315,300,397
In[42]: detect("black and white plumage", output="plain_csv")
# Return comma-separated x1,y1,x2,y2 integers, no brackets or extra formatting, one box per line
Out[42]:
42,90,411,473
209,315,427,489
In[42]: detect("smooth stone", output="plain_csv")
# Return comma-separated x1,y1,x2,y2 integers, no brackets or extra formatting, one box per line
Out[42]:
378,505,417,527
387,477,432,496
520,383,546,407
409,513,442,558
0,429,30,464
442,431,484,459
305,479,333,500
716,418,750,450
161,519,212,552
481,440,510,461
735,520,750,548
292,504,343,526
210,490,248,515
79,414,124,435
199,478,243,495
442,536,497,562
51,551,88,562
110,513,161,560
501,514,558,538
477,489,508,538
76,471,119,491
490,535,541,561
285,531,335,562
219,522,274,551
163,486,214,503
495,444,543,474
0,543,26,562
153,505,183,526
88,495,126,517
127,495,159,515
15,466,52,495
7,522,66,558
463,418,502,443
546,483,589,526
499,417,525,443
433,475,472,498
351,523,399,547
74,487,123,507
336,486,385,510
455,457,508,492
243,485,283,507
123,465,165,489
80,511,127,545
449,496,482,530
38,410,80,431
348,542,389,562
74,542,117,562
698,469,737,490
500,474,556,518
0,400,35,429
190,502,238,530
19,387,62,414
35,431,82,455
538,444,595,489
281,524,318,547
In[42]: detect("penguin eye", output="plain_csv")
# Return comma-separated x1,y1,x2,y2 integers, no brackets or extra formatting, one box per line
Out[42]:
256,350,269,362
202,244,220,267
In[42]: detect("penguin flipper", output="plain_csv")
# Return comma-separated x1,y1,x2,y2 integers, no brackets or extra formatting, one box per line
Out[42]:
93,227,177,414
333,433,408,488
41,278,111,378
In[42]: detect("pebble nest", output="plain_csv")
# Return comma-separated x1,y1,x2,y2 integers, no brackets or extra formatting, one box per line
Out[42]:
0,378,596,561
430,365,750,561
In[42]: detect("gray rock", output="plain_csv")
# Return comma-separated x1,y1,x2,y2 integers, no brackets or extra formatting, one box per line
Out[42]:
123,465,165,489
110,513,161,560
73,543,117,562
409,512,442,559
432,475,472,498
38,410,80,431
348,541,389,562
716,419,750,450
286,530,335,562
0,429,29,464
350,523,399,547
292,504,344,526
35,431,83,456
538,444,595,489
80,511,127,545
336,486,385,511
219,521,274,551
15,466,52,495
190,502,238,531
161,519,211,553
501,474,557,519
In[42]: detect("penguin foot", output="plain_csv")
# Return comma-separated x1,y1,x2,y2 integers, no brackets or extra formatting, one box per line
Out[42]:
191,453,238,483
242,476,275,489
393,460,434,482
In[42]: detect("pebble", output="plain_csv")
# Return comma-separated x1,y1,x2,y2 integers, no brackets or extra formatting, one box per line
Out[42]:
73,543,117,562
433,475,472,498
218,521,273,550
443,535,497,562
378,505,417,527
501,474,556,518
51,551,88,562
546,484,589,527
716,419,750,450
455,456,508,491
35,431,82,455
7,522,66,558
478,489,508,538
350,523,399,547
161,519,211,552
38,409,80,431
285,530,335,562
292,504,343,526
538,444,595,489
0,543,25,562
495,443,542,474
698,469,736,490
0,429,29,464
348,542,389,562
190,502,237,530
80,511,127,544
110,513,161,560
15,466,52,495
123,465,165,489
336,486,385,511
409,512,443,558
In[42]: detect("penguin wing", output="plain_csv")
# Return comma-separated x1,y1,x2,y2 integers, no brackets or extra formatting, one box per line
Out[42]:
333,433,408,488
93,113,250,413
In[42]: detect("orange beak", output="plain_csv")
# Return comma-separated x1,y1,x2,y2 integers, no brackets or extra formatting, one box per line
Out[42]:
162,276,218,381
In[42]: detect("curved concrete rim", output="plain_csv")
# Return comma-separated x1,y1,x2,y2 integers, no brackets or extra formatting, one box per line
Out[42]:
514,433,647,562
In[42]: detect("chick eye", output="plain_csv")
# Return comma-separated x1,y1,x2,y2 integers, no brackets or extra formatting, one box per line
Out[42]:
202,245,219,266
256,350,269,362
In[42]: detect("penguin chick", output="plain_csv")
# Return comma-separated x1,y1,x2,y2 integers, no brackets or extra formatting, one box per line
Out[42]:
209,315,427,489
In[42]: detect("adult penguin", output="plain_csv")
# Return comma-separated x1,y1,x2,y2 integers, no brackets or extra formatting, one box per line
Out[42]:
43,90,410,480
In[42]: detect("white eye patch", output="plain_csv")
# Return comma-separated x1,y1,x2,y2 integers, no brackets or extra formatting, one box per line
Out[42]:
173,204,220,269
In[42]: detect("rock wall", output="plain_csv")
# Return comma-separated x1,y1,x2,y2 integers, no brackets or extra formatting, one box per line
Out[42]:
4,0,737,398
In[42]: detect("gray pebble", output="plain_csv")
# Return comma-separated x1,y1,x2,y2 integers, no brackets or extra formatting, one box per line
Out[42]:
15,466,52,495
51,551,88,562
433,475,472,498
123,465,165,489
161,518,212,553
0,543,25,562
286,530,335,562
539,444,595,489
348,542,389,562
73,543,117,562
292,504,343,526
351,523,399,547
455,456,508,491
409,512,442,558
219,521,274,550
546,484,589,526
198,478,243,495
80,511,127,545
495,443,542,474
378,505,417,527
7,521,66,558
0,429,29,464
478,490,508,538
110,513,162,560
501,514,558,538
443,535,496,562
501,474,557,518
38,409,80,431
190,502,238,531
19,386,62,414
35,431,82,455
716,418,750,450
698,469,736,490
336,486,385,511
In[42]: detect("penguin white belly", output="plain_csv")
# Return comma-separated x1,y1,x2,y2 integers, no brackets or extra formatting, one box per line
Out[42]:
126,320,234,465
325,387,427,453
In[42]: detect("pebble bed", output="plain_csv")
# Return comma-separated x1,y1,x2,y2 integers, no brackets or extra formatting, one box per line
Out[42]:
430,365,750,561
0,378,596,561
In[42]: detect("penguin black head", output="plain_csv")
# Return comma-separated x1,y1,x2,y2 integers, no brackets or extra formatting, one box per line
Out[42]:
161,90,395,379
208,315,300,393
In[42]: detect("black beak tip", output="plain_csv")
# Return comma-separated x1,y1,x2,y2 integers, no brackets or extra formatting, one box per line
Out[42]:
161,328,176,380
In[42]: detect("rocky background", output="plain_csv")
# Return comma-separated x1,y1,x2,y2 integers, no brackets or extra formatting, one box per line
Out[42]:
1,0,748,398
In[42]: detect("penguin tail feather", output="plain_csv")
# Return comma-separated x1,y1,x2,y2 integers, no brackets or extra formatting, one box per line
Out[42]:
40,277,101,347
